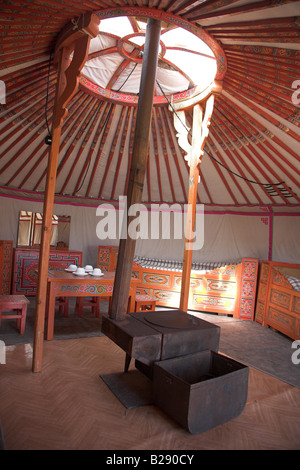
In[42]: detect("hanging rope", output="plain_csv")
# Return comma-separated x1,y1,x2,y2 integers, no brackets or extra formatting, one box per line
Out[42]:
156,80,296,196
116,63,138,92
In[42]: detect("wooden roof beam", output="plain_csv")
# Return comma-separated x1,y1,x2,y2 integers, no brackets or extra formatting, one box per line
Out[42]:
171,80,223,113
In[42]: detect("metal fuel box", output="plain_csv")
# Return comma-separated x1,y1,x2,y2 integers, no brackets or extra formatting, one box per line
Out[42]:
153,350,249,434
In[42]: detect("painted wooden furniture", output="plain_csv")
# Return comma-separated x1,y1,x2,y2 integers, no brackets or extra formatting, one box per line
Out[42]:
97,246,259,320
0,241,13,295
135,294,157,312
255,260,300,340
76,246,118,317
0,295,30,335
12,248,82,295
97,245,119,273
55,297,69,317
75,297,101,317
76,293,156,316
46,270,139,340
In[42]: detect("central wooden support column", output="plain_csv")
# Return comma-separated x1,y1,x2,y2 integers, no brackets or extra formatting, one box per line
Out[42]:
110,18,161,321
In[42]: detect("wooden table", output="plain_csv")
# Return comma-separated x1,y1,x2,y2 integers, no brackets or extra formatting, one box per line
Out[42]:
46,270,139,341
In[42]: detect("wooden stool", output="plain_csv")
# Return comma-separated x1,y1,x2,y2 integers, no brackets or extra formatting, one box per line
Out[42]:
135,294,157,312
56,297,69,317
0,295,30,335
45,297,69,319
75,296,111,317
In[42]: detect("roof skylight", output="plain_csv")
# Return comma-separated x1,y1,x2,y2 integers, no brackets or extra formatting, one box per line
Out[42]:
80,12,223,105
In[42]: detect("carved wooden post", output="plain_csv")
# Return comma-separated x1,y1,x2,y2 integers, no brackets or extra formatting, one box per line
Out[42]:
32,14,99,372
110,18,161,321
180,103,203,312
172,92,217,312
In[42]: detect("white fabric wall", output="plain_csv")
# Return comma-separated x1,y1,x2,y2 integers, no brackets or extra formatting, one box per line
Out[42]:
272,214,300,264
0,195,299,265
193,211,271,264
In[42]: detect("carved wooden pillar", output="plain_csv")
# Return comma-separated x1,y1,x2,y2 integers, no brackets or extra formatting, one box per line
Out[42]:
180,103,203,312
32,14,99,372
172,90,218,312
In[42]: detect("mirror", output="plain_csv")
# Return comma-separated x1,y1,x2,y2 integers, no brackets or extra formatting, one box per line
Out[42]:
17,211,71,249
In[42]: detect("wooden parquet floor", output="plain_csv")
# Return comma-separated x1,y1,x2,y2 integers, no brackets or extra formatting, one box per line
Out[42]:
1,335,300,450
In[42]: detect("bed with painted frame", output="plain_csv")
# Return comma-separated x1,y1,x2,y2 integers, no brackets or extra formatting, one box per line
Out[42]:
97,245,259,321
255,260,300,340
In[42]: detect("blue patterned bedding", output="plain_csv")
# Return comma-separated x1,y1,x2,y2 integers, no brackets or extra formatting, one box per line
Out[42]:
286,275,300,292
134,256,238,273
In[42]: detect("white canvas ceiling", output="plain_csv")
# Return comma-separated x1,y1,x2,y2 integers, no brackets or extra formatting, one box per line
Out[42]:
0,1,299,209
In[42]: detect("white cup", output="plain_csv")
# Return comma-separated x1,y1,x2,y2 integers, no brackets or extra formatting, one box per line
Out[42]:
75,267,85,275
68,264,77,271
92,268,102,276
85,265,93,272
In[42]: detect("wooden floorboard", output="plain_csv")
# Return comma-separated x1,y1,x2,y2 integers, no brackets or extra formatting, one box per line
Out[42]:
0,335,300,450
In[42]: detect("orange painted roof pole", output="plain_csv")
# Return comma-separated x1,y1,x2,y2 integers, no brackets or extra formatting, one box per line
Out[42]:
32,13,100,372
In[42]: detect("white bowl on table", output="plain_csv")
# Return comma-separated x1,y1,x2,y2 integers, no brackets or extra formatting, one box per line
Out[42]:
73,267,88,276
90,268,103,277
65,264,77,272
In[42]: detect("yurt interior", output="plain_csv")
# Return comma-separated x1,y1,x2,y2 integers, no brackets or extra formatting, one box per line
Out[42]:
0,0,300,451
